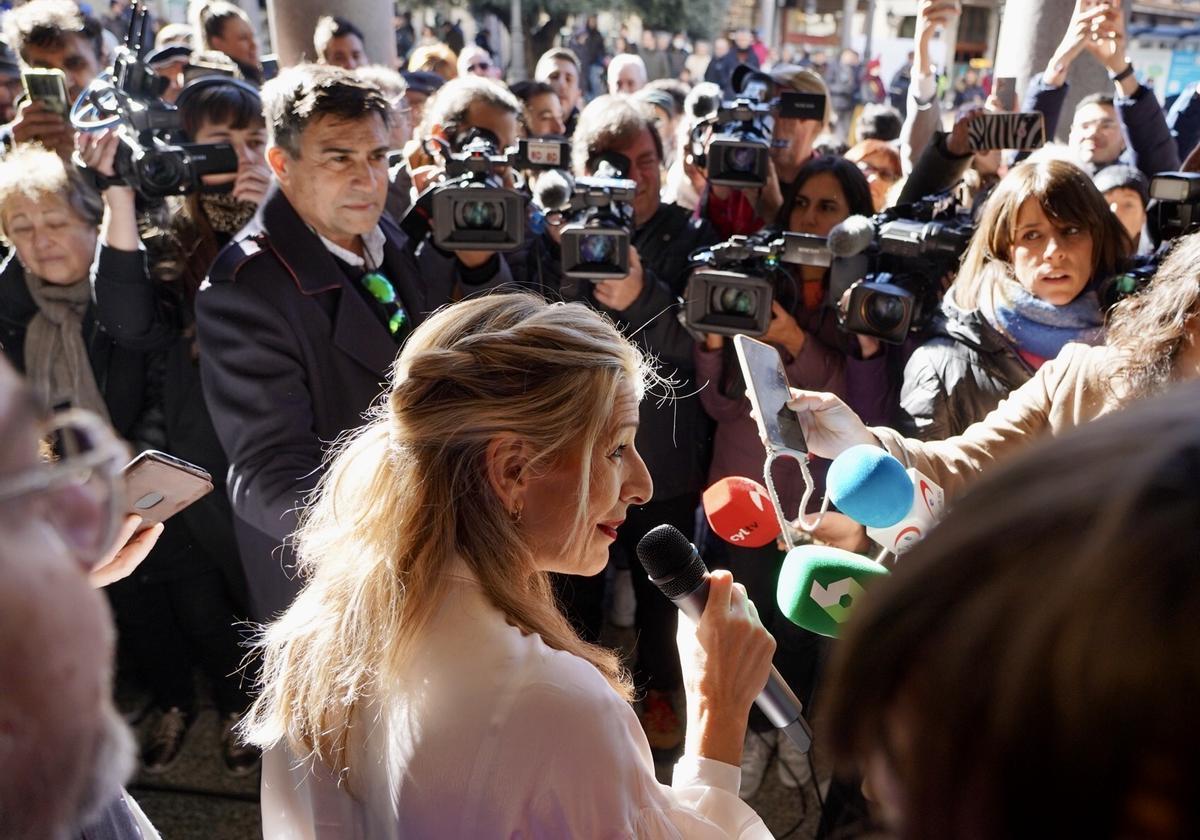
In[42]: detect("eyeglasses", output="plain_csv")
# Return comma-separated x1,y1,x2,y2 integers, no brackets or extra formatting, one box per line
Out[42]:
0,409,129,568
361,271,411,338
856,161,900,183
469,61,492,73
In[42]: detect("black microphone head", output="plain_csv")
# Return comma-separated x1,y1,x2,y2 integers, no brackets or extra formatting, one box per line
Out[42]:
637,524,708,600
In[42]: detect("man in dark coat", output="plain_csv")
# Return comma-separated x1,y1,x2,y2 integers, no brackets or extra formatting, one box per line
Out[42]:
196,65,500,620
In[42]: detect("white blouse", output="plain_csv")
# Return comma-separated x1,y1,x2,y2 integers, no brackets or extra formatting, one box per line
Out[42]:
260,569,773,839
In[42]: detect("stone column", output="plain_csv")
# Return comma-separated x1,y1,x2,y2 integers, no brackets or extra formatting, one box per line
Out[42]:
265,0,397,69
993,0,1129,140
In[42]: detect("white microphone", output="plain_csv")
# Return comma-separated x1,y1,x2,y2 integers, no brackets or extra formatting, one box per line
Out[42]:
825,444,945,556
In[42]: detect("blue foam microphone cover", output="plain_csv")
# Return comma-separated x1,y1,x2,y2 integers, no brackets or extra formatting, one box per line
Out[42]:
826,444,914,529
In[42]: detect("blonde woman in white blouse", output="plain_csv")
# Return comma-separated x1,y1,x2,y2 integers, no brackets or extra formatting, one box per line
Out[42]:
241,293,778,839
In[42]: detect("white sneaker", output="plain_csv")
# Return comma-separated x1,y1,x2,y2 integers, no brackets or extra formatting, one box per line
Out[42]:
738,730,775,799
777,731,813,789
610,567,637,627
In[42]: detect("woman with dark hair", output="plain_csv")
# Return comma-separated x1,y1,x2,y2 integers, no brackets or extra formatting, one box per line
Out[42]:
822,378,1200,839
189,0,263,84
898,159,1133,439
78,75,269,777
692,154,893,798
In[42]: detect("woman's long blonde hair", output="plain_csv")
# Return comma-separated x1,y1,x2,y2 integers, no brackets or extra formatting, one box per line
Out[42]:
241,293,653,773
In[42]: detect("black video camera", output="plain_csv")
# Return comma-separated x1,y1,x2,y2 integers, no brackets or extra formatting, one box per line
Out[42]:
533,159,637,280
1148,171,1200,243
422,134,569,252
70,1,237,199
829,191,974,344
684,230,832,336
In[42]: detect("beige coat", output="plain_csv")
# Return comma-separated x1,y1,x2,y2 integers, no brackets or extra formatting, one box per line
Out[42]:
872,343,1126,500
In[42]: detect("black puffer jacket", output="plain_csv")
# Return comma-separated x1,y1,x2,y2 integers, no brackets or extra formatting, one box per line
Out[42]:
897,298,1034,440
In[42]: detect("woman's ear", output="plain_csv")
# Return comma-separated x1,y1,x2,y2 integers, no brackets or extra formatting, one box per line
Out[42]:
484,435,530,515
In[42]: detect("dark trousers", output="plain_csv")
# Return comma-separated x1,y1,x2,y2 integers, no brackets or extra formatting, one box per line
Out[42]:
107,518,252,716
700,524,828,731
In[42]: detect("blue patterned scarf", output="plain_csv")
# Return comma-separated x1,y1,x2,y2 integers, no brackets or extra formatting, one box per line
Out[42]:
981,274,1106,360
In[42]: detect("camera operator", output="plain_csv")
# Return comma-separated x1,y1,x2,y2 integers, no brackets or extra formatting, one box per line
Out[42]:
898,160,1133,441
693,155,887,799
0,0,107,160
560,94,720,752
190,0,263,86
77,75,271,775
194,65,458,621
698,65,831,240
1021,0,1178,178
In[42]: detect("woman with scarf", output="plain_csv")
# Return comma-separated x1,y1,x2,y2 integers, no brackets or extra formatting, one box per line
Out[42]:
78,74,268,778
898,159,1133,440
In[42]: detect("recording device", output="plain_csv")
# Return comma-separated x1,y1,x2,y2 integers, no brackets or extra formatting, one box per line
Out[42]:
826,190,974,343
826,445,944,555
532,159,636,280
776,544,889,638
684,230,832,336
735,334,808,458
416,134,570,252
123,450,213,532
637,524,813,751
1149,171,1200,242
694,70,827,189
966,111,1045,151
703,476,782,548
70,0,237,199
22,68,70,116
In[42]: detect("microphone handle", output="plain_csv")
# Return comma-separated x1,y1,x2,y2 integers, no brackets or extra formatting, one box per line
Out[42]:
671,579,813,752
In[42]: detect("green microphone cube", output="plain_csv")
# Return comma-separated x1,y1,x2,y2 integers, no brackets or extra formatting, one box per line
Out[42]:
777,544,891,638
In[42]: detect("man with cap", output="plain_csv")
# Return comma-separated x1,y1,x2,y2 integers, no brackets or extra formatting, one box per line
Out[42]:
145,43,192,103
400,69,443,131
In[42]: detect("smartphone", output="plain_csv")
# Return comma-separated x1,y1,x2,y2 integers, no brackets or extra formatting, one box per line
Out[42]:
260,55,279,81
994,76,1017,111
967,111,1045,152
734,334,808,458
21,68,69,116
122,450,213,530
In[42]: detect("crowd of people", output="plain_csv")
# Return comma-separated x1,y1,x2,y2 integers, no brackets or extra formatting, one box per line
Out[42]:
2,0,1200,837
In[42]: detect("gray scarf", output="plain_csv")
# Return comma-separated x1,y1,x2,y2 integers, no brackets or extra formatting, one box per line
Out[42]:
22,271,112,423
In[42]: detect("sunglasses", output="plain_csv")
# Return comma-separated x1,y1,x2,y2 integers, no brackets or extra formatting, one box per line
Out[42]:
469,61,492,73
361,271,411,338
0,409,130,568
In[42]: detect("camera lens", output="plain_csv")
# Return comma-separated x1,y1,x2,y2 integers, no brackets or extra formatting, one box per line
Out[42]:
455,199,503,230
728,146,759,174
864,291,908,333
712,285,757,316
138,152,185,192
579,233,615,264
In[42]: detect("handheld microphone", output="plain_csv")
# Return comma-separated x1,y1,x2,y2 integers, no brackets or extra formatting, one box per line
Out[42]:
777,544,890,638
826,445,945,555
826,215,876,258
702,476,782,549
636,524,813,751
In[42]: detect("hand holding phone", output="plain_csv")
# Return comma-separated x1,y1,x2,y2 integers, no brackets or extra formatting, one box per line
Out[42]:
734,334,808,460
22,68,69,116
994,77,1017,111
122,450,214,531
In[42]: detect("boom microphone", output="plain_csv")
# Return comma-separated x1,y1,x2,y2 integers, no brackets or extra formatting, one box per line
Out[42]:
532,168,574,211
637,524,813,751
702,476,782,549
776,544,889,638
826,214,876,258
826,445,945,555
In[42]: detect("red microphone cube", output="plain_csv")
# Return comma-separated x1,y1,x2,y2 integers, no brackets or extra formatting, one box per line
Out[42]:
703,476,782,548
